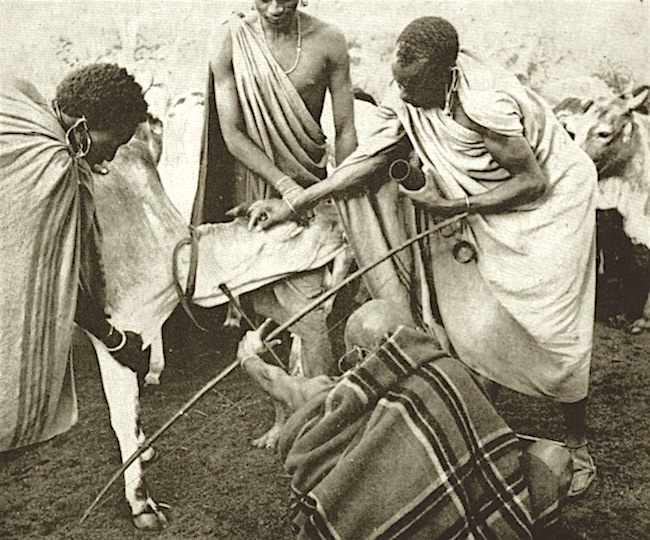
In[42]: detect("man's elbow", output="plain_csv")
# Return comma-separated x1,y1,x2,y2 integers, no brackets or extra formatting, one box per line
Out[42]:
335,128,358,162
221,129,247,159
524,174,551,202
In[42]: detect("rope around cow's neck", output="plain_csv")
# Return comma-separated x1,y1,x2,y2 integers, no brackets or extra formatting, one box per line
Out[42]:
79,212,466,526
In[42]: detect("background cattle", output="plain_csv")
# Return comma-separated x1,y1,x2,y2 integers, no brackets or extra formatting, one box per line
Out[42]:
553,83,650,333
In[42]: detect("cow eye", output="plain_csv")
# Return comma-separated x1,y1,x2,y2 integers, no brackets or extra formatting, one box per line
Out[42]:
596,131,611,139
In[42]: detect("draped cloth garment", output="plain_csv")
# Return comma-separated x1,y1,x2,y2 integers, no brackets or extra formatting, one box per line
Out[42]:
0,79,88,450
229,11,328,201
226,12,341,374
279,326,559,539
92,139,344,347
190,11,329,224
336,52,598,402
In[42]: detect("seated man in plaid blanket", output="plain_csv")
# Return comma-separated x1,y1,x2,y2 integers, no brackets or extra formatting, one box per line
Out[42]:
238,300,572,539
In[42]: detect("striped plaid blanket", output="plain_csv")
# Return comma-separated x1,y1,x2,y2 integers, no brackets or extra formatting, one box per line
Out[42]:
279,326,556,539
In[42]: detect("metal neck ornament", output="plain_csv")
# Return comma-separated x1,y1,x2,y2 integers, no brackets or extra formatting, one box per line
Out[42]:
443,66,460,117
262,12,302,75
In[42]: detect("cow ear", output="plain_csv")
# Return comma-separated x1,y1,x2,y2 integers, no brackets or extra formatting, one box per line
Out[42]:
625,87,650,114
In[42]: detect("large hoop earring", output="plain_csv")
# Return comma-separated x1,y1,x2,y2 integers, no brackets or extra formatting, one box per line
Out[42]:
53,99,92,159
65,116,92,159
443,66,459,116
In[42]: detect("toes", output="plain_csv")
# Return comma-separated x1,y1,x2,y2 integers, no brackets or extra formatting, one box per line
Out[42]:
251,426,281,450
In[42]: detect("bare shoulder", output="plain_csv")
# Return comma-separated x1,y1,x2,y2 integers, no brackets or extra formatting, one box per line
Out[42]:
209,21,234,73
301,14,348,58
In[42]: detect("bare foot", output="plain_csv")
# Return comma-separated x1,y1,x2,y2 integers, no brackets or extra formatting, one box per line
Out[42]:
252,424,282,450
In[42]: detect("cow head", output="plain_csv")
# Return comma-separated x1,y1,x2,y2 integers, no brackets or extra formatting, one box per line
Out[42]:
555,87,649,178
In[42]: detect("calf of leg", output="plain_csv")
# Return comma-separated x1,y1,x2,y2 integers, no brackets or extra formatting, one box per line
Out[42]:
242,356,334,411
252,400,288,449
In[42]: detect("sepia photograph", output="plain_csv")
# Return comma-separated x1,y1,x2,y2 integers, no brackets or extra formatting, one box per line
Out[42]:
1,1,649,538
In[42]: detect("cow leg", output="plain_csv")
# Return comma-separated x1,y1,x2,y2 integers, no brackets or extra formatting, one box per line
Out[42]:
144,329,165,386
628,243,650,334
321,246,354,316
288,333,304,376
137,428,156,463
223,300,243,328
88,334,168,530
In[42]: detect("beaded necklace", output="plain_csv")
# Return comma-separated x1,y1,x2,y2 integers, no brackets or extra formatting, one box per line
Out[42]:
261,13,302,75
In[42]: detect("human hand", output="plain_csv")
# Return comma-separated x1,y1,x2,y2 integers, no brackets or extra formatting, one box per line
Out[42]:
236,318,282,364
246,199,293,231
105,330,151,380
225,202,251,218
400,168,457,216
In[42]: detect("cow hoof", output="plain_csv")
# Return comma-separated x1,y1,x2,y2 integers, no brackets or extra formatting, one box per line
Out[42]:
133,512,167,531
630,318,649,334
252,425,282,450
133,500,169,531
222,318,242,329
141,446,157,463
144,373,161,386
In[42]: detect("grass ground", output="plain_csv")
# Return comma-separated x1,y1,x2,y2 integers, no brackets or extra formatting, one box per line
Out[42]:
1,296,649,539
1,2,649,538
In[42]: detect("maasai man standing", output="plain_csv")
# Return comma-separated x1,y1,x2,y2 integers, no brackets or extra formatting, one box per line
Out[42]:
0,64,151,452
247,16,598,498
196,1,357,405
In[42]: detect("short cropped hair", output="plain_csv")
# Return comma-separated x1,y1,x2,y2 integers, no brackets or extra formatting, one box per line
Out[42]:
55,63,148,132
396,17,459,69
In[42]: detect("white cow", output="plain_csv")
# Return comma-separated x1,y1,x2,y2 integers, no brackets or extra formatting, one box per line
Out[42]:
86,89,392,528
84,103,347,527
554,84,650,333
